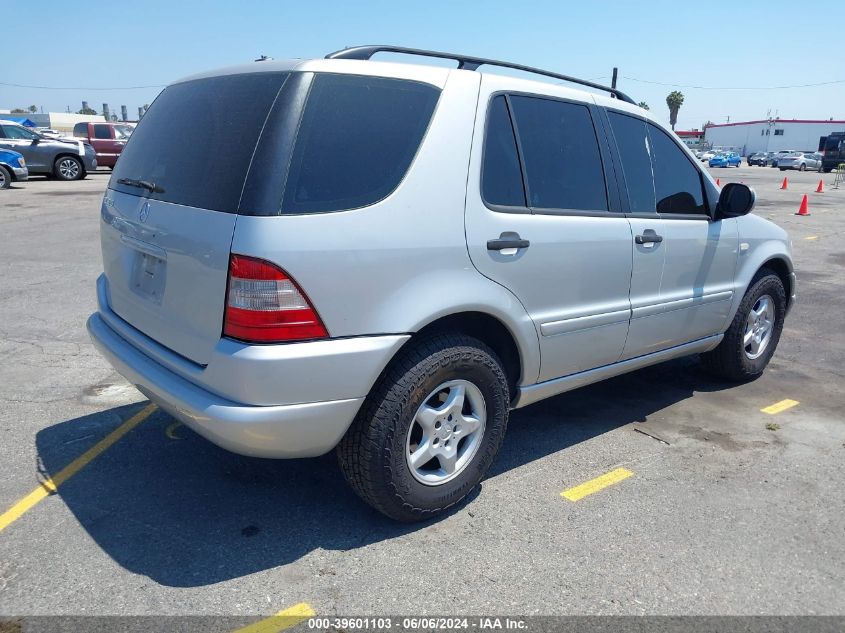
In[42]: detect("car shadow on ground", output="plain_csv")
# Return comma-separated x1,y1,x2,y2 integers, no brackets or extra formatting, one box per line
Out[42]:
35,356,734,588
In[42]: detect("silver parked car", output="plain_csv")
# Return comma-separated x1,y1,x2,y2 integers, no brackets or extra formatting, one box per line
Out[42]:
777,152,822,172
88,46,795,521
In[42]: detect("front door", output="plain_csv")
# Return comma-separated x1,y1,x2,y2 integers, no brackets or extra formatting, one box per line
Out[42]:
605,111,738,359
464,78,634,383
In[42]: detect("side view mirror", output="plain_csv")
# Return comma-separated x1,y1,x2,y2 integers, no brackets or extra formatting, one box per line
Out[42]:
716,182,755,220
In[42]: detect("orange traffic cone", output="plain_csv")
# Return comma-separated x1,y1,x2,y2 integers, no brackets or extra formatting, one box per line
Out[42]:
795,194,810,216
780,177,788,190
816,179,824,193
716,178,721,186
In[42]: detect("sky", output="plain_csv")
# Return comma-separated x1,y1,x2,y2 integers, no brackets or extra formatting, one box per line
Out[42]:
3,0,841,130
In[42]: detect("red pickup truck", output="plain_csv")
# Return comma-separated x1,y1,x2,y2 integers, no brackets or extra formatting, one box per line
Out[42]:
72,122,134,168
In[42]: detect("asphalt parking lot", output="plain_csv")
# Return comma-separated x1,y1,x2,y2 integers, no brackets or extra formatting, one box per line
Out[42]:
1,166,844,625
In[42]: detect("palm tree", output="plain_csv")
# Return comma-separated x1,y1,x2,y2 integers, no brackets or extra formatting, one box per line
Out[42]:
637,101,650,111
28,105,38,113
666,91,684,130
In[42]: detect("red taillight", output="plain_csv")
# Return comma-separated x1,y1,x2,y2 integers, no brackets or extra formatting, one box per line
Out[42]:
223,254,328,343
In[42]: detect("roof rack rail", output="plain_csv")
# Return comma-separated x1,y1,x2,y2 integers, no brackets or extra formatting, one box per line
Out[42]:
325,45,636,104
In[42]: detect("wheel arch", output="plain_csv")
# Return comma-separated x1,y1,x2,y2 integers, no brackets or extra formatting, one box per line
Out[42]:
53,152,86,177
759,255,794,311
723,235,795,331
411,311,525,400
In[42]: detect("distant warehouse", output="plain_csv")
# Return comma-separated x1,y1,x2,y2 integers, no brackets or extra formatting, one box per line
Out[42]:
704,119,845,156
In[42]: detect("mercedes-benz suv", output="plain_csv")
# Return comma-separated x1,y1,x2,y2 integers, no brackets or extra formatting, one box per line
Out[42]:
88,46,795,521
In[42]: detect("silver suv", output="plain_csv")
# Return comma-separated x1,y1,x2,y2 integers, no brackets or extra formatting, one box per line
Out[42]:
88,46,795,521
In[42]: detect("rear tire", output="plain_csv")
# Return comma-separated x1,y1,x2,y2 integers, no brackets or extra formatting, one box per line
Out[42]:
799,163,806,172
0,165,10,189
700,269,786,382
337,333,510,522
53,155,84,181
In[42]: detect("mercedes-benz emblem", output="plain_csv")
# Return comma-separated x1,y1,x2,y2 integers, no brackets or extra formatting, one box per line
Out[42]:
139,201,150,223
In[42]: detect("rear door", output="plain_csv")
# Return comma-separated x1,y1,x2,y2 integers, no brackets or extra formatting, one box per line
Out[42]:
91,123,120,164
465,79,633,383
101,71,289,365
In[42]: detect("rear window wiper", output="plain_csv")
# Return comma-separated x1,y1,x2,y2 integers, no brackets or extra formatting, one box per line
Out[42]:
117,177,165,194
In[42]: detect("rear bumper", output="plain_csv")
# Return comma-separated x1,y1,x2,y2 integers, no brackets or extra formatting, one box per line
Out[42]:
88,274,411,458
87,312,367,458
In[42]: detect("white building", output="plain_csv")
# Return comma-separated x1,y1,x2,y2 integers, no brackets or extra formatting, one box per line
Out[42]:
704,119,845,156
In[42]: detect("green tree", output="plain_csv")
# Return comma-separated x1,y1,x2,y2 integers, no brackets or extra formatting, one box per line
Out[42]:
665,90,685,130
701,120,714,130
637,101,650,110
78,106,97,115
10,108,27,114
28,105,38,113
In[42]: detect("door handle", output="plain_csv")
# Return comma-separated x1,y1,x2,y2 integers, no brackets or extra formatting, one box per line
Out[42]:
487,232,530,251
635,232,663,245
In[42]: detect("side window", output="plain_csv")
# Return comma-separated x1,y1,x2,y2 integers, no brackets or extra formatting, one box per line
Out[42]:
73,123,88,138
3,125,38,140
481,96,525,207
93,125,111,139
508,96,607,211
607,112,656,213
647,123,707,215
282,74,440,214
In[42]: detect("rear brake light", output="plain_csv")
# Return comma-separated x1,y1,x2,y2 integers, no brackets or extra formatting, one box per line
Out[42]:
223,254,328,343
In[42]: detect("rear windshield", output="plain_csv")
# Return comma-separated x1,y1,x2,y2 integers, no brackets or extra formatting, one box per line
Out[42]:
110,72,289,213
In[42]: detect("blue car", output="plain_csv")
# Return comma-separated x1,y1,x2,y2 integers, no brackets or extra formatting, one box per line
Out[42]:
709,152,741,168
0,148,28,189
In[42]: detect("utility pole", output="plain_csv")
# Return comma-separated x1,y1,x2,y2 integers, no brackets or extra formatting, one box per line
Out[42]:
611,67,618,89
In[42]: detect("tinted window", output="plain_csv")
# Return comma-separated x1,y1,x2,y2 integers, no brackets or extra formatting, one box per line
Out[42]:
647,123,706,215
608,112,656,213
110,72,289,213
482,96,525,207
93,125,111,139
508,96,607,211
73,123,87,138
282,74,440,214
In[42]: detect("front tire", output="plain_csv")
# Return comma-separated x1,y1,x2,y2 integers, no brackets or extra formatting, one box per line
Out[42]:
700,269,786,381
337,333,510,522
54,155,84,181
0,165,10,189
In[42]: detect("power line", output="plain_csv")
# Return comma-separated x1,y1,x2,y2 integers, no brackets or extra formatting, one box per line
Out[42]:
0,81,164,90
621,76,845,90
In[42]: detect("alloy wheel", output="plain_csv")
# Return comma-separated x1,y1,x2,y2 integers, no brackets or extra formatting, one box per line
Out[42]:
405,380,487,486
59,159,80,179
744,294,775,360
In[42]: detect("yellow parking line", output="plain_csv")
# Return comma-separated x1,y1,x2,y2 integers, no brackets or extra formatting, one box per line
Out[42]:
761,399,799,415
233,603,315,633
561,467,633,502
804,236,818,240
0,403,157,533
